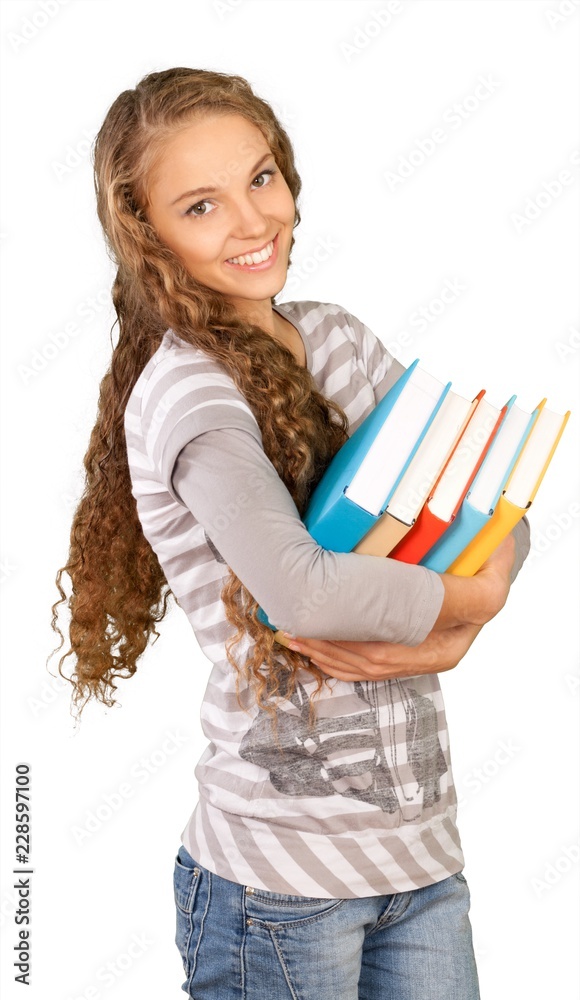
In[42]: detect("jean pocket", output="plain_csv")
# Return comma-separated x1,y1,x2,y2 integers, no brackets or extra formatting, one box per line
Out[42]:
453,870,468,885
173,850,201,978
245,886,344,927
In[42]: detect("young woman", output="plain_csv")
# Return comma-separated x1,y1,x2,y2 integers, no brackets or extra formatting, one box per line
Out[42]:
52,67,529,999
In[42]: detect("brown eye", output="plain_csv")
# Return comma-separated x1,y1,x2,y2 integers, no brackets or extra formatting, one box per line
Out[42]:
185,200,214,218
251,169,275,189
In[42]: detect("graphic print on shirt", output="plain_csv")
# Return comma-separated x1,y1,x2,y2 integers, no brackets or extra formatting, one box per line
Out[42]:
239,678,448,820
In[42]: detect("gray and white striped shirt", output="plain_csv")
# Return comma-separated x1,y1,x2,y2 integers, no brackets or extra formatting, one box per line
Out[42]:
124,299,529,897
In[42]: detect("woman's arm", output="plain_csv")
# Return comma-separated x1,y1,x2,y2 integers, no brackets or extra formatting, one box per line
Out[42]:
172,417,525,661
286,623,485,682
283,533,516,680
171,425,447,645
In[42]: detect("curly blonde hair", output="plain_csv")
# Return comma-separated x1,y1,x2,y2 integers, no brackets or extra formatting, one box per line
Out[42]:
49,67,350,724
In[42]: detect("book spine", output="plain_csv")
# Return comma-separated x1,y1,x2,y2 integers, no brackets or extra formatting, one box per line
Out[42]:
447,496,527,576
390,506,449,565
420,501,488,573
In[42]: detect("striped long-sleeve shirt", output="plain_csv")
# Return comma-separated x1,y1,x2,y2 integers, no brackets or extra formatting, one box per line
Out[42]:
123,299,530,897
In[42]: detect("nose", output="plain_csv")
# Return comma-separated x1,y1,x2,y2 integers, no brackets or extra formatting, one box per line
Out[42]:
229,193,270,242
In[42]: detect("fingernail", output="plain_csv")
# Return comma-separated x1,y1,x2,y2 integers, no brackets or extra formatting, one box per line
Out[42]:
282,632,294,639
288,642,301,652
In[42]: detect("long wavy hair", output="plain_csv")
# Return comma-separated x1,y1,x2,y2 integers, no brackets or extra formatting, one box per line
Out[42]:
49,67,350,725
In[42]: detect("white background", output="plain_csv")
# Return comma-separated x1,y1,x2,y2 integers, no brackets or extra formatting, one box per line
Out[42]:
1,1,578,997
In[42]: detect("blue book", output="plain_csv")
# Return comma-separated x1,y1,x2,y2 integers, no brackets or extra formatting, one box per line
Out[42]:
420,396,539,573
257,360,451,630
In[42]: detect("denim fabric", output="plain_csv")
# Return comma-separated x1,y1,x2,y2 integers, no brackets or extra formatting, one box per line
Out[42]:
173,844,480,999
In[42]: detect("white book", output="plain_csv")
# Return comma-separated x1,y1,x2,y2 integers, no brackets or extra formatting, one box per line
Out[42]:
387,390,475,525
468,399,535,514
505,405,570,508
345,367,449,516
428,398,502,522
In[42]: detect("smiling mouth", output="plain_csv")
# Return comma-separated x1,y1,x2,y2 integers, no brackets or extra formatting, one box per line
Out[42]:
225,234,277,266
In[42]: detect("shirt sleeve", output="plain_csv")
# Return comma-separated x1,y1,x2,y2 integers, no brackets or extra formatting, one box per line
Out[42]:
508,514,531,584
171,425,445,645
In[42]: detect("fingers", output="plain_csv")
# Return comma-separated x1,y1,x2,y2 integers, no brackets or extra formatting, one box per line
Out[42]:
285,638,427,682
286,636,368,671
284,636,393,681
289,642,368,682
280,627,481,682
287,636,404,660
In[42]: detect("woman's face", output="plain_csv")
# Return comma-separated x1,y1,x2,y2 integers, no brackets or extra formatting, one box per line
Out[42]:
144,113,296,318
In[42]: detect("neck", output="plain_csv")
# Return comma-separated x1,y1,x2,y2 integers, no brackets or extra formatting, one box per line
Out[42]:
230,300,280,337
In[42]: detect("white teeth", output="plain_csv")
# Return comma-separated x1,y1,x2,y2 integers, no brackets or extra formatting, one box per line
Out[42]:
227,240,274,266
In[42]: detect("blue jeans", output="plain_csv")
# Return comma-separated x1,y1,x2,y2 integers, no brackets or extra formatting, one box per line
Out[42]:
173,844,480,999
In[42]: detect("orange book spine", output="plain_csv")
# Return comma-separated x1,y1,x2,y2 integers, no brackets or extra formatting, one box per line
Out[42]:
390,505,448,564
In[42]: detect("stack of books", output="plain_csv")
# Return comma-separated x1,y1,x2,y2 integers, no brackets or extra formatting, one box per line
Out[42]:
256,359,570,639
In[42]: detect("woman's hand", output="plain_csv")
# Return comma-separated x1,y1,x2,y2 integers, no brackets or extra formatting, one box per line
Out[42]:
285,622,484,682
431,532,517,630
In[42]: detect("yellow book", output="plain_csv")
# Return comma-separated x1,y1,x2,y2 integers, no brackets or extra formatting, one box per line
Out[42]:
448,400,570,577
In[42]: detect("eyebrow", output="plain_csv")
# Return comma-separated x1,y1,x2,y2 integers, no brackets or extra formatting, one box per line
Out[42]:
170,152,274,206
